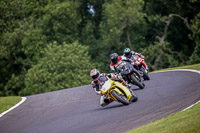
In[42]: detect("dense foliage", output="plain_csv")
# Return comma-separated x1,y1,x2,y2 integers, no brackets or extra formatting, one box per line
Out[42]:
21,42,95,95
0,0,199,96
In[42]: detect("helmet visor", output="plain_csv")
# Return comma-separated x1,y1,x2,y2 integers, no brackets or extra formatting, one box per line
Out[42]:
125,52,131,57
111,59,118,64
92,73,99,80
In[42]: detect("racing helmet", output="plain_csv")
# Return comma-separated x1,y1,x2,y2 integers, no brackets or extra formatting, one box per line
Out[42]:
110,53,118,65
124,48,131,58
90,69,100,81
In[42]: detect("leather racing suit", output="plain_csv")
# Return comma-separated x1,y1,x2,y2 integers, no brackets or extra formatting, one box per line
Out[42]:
91,73,130,107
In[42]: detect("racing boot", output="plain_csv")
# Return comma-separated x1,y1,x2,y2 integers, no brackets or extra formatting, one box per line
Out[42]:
100,95,113,107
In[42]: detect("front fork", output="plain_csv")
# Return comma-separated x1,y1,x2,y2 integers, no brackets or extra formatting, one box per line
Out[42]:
133,63,143,77
133,67,142,79
133,64,139,70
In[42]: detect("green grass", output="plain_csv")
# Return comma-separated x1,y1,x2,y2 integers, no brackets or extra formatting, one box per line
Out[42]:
152,63,200,73
0,96,21,114
127,63,200,133
127,103,200,133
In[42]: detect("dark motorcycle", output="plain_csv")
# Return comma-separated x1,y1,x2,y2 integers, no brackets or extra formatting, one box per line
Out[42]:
116,61,145,89
122,55,150,80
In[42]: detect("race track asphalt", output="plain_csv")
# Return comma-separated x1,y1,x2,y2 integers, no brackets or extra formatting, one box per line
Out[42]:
0,70,200,133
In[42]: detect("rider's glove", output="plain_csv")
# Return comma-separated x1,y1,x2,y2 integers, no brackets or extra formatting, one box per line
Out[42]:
128,58,133,63
137,53,144,59
97,91,102,96
122,81,126,85
131,62,136,66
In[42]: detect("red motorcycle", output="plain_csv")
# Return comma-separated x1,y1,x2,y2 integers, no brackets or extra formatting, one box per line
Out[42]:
132,55,150,80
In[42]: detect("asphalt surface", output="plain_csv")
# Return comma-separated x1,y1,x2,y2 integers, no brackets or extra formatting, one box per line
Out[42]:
0,70,200,133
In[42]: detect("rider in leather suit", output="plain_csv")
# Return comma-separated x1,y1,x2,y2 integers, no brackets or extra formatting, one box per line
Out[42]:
90,69,131,107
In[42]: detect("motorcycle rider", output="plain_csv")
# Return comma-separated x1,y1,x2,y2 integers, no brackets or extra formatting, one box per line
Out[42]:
110,52,142,82
110,53,124,73
110,52,138,72
123,48,145,60
122,48,148,73
90,69,131,107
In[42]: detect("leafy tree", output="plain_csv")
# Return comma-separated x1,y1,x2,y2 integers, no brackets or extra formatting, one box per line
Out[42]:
142,0,200,70
188,12,200,64
0,0,85,96
1,0,200,96
101,0,145,49
41,0,81,44
142,42,181,70
0,0,26,96
96,0,146,72
20,42,96,95
0,15,47,96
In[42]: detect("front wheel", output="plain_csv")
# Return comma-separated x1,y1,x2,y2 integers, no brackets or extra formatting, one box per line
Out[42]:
111,90,130,105
130,90,138,102
140,67,150,80
131,72,145,89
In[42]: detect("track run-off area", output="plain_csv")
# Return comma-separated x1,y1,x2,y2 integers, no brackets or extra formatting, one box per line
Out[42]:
0,69,200,133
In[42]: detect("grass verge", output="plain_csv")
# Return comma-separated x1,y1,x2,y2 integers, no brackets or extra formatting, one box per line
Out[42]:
127,103,200,133
127,63,200,133
152,63,200,73
0,96,21,114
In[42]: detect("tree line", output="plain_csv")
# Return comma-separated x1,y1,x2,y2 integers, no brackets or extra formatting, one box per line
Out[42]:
0,0,199,96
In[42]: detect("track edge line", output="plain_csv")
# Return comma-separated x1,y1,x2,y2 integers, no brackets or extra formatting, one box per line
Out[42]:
154,69,200,111
0,97,27,118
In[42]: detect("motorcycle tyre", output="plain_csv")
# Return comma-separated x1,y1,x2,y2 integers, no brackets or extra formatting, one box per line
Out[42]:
130,90,138,102
111,90,130,105
140,67,150,80
131,73,144,89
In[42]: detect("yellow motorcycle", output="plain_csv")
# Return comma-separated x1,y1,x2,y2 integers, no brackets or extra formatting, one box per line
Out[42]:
101,77,138,105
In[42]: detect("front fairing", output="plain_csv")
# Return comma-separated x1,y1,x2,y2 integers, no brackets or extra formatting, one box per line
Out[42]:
131,55,137,62
101,77,133,102
114,82,132,100
117,62,134,75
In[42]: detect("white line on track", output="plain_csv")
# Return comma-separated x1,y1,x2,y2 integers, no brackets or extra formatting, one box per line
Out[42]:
155,69,200,111
182,100,200,111
0,97,27,118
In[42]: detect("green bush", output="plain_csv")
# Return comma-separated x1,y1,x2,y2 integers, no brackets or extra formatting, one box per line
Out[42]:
20,41,96,95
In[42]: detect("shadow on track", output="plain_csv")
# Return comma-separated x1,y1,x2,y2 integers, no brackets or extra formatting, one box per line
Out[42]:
131,88,142,91
93,104,125,111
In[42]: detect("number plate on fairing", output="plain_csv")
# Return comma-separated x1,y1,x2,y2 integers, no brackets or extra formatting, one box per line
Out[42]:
101,81,111,93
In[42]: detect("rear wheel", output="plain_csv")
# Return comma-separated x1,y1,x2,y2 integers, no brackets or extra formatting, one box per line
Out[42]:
111,90,130,105
131,72,145,89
